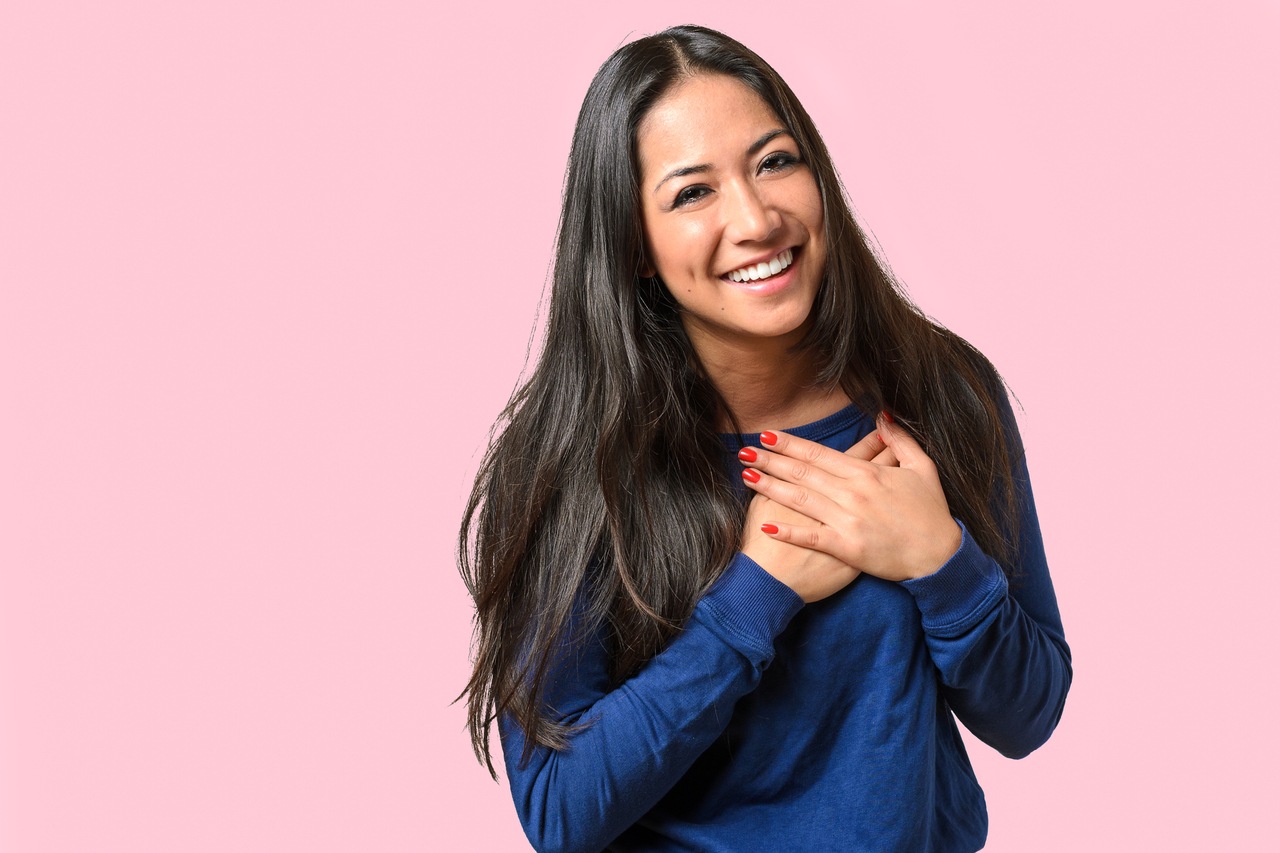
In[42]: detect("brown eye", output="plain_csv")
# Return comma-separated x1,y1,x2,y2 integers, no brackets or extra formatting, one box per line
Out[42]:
760,152,800,173
673,185,711,208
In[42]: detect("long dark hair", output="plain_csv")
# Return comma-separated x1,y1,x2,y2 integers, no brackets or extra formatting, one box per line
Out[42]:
459,25,1022,776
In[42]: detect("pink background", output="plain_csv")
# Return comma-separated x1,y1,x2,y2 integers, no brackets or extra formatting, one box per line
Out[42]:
3,1,1277,850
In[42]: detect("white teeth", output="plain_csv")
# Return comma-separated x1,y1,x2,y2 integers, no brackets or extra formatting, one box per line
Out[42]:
728,248,793,283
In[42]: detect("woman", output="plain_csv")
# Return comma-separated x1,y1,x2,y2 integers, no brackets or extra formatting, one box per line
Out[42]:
459,24,1070,853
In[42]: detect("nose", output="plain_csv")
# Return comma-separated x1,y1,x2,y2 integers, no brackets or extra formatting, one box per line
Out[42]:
723,180,781,244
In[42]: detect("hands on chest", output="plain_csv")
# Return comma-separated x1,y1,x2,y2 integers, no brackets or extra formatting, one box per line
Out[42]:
737,413,963,603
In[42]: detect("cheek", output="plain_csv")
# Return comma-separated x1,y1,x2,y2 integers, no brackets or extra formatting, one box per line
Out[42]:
802,187,824,230
651,222,713,275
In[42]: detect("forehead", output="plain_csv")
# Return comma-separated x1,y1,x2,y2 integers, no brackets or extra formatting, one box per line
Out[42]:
636,75,783,177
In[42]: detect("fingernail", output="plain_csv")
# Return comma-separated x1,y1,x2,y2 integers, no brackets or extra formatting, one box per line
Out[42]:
760,523,779,535
881,410,894,425
742,468,761,483
760,431,778,446
877,433,884,443
737,447,757,462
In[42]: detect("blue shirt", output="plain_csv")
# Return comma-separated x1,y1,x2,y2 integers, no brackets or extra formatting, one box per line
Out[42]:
501,403,1071,853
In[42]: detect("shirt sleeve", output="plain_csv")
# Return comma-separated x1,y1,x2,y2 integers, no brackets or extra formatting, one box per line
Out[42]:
900,413,1072,759
501,552,804,853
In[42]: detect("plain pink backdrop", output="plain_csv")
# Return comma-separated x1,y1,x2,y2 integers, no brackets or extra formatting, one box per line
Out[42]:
3,1,1277,850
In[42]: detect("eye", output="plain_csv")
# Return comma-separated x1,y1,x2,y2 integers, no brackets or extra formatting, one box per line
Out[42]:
672,184,711,209
760,152,800,173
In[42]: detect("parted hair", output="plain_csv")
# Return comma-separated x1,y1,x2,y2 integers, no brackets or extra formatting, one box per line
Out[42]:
458,24,1022,776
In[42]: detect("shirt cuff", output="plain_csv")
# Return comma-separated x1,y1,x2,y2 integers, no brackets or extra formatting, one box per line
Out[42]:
695,552,804,667
900,520,1008,637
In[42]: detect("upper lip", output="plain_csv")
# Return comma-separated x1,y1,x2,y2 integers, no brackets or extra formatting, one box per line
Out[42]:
719,246,796,278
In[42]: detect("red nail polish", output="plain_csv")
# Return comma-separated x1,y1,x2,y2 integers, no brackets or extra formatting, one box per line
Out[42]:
738,447,757,462
761,523,779,535
742,468,761,483
760,431,778,446
882,410,894,425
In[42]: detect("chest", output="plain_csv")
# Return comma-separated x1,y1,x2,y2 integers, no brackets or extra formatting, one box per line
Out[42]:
768,574,929,695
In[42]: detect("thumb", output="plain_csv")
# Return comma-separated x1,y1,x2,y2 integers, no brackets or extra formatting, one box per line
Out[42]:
844,427,888,462
877,412,933,473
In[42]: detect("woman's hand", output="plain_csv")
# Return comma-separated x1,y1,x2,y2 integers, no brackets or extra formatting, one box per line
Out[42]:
740,494,860,604
738,415,963,582
737,424,887,603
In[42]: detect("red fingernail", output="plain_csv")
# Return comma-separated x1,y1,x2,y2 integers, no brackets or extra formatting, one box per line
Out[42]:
742,468,761,483
760,523,779,535
737,447,757,462
760,430,778,446
881,410,894,425
877,433,884,443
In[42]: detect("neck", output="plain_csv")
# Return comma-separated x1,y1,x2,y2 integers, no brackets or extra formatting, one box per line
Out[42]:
689,327,851,434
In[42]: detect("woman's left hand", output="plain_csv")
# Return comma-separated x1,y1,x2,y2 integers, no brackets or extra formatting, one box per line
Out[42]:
738,414,963,581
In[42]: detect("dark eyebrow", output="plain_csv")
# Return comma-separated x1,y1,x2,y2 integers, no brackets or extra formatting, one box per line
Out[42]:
654,163,710,193
747,128,790,156
652,129,793,193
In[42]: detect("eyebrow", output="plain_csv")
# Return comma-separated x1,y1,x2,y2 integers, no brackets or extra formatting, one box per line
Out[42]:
652,128,792,193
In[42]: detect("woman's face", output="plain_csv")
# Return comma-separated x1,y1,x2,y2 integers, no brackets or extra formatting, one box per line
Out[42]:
636,74,826,359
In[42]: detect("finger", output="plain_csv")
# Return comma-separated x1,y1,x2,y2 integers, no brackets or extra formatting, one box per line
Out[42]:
759,519,836,554
871,446,898,466
877,413,934,473
844,428,888,462
737,445,849,494
759,429,870,478
741,465,842,523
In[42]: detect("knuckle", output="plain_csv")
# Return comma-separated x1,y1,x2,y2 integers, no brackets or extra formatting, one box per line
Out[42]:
787,462,810,481
803,528,822,548
840,527,865,560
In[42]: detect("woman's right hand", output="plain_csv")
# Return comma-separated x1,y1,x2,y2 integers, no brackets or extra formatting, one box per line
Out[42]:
741,495,859,603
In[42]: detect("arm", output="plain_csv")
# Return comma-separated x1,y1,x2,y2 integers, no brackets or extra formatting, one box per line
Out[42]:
502,552,803,853
899,453,1071,758
736,409,1071,758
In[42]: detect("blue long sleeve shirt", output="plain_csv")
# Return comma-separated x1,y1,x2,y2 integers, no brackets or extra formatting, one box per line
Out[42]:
500,404,1071,853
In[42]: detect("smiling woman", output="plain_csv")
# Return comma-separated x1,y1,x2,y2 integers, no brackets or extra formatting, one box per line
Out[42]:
459,24,1070,853
637,75,827,382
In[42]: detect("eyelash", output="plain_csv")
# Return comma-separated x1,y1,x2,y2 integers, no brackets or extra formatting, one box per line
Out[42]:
670,151,802,209
673,185,711,208
760,152,800,173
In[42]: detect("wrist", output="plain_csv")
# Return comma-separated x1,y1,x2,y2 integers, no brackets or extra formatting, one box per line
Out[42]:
909,519,964,580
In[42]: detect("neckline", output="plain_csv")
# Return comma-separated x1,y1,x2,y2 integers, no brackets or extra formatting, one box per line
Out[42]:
718,403,870,447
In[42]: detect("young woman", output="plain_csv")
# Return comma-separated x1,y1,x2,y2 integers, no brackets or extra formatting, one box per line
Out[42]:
459,25,1071,853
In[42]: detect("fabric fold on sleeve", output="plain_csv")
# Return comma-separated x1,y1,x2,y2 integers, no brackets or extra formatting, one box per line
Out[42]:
697,552,805,667
900,520,1008,636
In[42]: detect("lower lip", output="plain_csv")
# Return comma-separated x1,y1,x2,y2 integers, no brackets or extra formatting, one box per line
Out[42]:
720,251,800,296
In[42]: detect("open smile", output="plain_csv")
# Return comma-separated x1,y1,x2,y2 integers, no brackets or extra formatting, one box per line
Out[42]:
723,248,795,283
